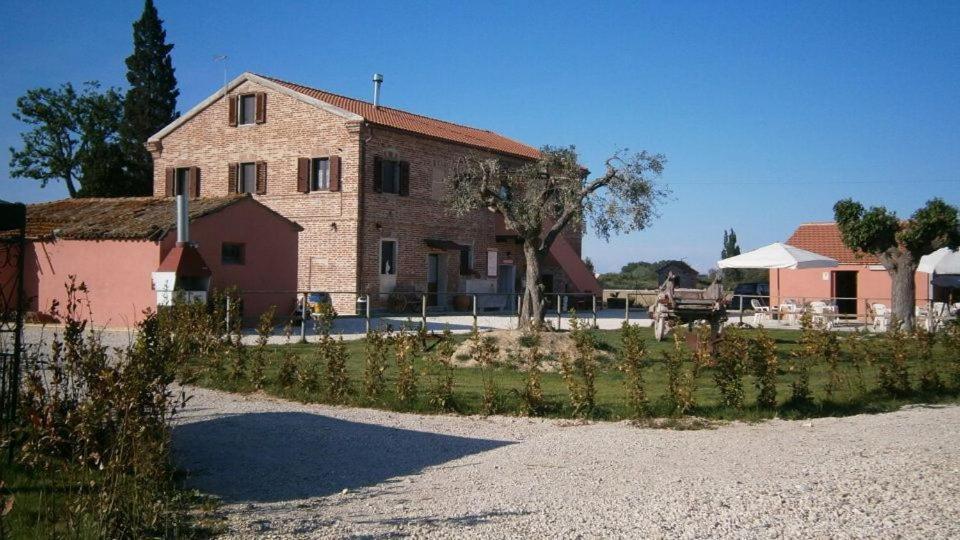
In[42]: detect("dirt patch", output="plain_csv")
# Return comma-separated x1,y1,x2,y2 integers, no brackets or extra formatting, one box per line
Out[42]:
450,329,612,371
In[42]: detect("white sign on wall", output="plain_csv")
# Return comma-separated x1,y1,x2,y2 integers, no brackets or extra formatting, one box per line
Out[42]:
487,249,498,277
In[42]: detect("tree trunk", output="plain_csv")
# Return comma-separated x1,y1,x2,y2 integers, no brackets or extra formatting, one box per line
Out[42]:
888,253,917,330
519,240,544,329
65,173,77,198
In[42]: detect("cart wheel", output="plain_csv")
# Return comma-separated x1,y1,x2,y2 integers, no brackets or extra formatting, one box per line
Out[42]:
654,316,668,341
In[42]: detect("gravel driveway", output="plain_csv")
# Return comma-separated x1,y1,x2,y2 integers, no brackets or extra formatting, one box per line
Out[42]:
174,387,960,538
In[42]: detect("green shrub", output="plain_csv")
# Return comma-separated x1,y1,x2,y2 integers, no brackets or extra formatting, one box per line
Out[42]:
788,313,815,406
515,342,546,416
251,306,276,390
878,322,912,396
363,329,389,401
11,278,196,537
558,314,598,417
618,321,649,417
394,331,418,406
662,328,697,416
323,336,351,403
426,330,456,412
914,328,941,392
750,328,779,409
714,326,747,409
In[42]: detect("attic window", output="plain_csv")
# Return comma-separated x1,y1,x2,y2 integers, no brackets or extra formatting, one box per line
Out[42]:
238,94,257,125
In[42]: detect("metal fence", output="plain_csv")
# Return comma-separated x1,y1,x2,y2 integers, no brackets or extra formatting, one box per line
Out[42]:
725,293,959,332
162,289,606,341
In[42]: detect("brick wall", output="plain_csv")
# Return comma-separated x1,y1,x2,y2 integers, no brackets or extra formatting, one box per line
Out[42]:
359,126,525,302
151,80,361,312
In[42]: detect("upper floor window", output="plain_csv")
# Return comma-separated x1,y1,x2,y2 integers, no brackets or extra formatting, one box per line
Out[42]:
175,167,190,196
238,94,257,125
166,166,199,197
374,157,409,195
239,162,257,193
311,158,329,191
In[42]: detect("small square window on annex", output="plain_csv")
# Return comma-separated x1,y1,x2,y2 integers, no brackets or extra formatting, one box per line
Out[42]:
221,242,245,265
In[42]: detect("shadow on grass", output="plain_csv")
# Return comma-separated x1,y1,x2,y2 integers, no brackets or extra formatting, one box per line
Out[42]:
173,412,513,504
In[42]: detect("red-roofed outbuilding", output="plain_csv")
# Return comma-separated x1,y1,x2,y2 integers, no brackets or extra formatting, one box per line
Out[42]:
771,222,932,317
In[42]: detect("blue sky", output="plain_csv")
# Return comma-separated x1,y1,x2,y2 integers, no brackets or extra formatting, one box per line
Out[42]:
1,0,958,273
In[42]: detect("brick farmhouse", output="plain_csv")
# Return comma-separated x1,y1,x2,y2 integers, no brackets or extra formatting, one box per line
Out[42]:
147,72,599,313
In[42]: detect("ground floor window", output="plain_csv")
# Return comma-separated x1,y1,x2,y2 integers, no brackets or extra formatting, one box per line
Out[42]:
380,239,397,275
459,245,473,275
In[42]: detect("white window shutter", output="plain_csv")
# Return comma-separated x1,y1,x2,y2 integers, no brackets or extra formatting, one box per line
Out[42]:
487,249,498,277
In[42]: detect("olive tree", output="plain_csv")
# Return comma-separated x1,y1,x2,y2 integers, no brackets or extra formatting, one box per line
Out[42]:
834,198,959,329
447,146,666,327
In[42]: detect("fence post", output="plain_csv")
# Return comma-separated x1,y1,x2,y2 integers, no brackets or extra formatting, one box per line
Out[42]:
365,294,371,334
421,294,427,331
517,293,522,329
472,294,478,333
592,295,598,329
624,293,630,323
299,294,307,343
556,294,562,329
225,295,231,334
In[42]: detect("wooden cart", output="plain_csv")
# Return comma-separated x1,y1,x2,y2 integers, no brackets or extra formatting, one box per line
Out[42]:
649,272,727,341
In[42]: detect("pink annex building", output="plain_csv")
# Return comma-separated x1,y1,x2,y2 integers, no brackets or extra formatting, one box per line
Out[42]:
3,196,300,327
770,222,931,317
146,72,598,312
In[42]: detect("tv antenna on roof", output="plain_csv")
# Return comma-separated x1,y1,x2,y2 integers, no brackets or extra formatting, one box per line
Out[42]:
213,55,228,89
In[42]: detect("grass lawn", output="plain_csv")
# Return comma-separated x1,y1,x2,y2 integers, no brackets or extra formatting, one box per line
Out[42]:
183,326,960,422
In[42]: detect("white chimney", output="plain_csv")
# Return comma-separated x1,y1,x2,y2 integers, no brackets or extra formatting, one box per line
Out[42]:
372,73,383,107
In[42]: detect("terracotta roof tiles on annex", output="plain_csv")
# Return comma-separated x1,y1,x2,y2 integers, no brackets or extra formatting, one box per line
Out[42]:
786,222,880,264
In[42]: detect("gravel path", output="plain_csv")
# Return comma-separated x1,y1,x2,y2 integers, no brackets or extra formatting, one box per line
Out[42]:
174,387,960,538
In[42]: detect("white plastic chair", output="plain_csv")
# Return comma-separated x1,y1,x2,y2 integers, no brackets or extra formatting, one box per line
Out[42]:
810,301,837,330
751,298,771,325
871,303,889,332
779,299,801,324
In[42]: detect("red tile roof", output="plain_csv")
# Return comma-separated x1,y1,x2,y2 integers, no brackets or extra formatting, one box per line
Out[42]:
786,222,880,264
16,195,299,241
263,75,541,161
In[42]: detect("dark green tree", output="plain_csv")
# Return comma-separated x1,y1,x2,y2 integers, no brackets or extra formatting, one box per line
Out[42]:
9,82,126,198
721,229,743,283
120,0,179,195
834,198,959,329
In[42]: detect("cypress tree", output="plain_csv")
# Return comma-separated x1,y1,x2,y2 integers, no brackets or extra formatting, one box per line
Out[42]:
120,0,179,195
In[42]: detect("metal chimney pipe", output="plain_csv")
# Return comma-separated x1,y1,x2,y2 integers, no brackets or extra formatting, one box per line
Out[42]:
372,73,383,107
176,193,189,244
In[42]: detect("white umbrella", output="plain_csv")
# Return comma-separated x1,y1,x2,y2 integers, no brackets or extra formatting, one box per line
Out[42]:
918,247,960,275
718,242,839,270
718,242,839,312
